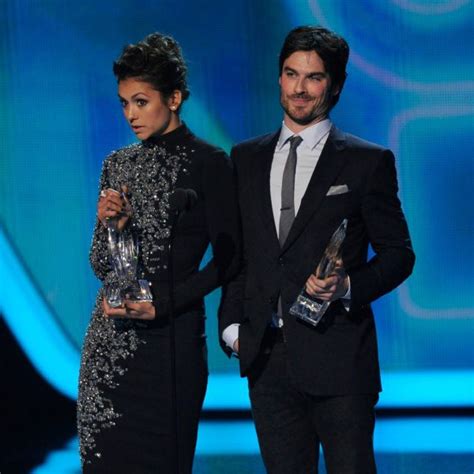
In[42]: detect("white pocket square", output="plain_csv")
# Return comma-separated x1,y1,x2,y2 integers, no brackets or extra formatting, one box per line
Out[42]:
326,184,349,196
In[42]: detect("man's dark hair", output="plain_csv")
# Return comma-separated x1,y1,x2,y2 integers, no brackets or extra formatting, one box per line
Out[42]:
113,32,190,107
279,26,349,108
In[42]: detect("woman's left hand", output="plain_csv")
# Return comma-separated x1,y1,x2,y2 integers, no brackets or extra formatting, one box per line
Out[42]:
103,298,156,320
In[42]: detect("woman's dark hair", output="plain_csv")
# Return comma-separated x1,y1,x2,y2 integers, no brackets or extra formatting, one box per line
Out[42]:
113,32,190,106
279,26,349,109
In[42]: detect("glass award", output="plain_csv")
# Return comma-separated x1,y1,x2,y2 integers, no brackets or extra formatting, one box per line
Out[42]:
104,217,153,308
289,218,348,327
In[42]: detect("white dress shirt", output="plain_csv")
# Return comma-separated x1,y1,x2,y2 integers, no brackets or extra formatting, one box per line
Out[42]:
222,119,350,350
270,119,332,231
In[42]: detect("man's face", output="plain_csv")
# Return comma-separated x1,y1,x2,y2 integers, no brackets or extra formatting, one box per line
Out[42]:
279,50,338,132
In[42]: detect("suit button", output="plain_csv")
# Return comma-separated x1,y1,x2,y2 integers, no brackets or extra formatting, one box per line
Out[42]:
278,257,284,265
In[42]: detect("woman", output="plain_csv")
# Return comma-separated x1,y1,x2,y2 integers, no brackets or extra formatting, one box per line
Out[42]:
77,33,240,473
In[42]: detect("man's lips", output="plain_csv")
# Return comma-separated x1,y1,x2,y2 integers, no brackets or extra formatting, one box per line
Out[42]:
290,96,312,105
132,125,144,131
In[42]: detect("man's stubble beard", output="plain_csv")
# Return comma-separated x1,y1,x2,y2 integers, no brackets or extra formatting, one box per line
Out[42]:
280,92,332,126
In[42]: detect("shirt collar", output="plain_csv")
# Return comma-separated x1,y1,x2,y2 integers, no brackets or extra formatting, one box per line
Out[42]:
276,118,332,151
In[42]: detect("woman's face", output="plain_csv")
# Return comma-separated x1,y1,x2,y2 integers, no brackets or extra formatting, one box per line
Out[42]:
118,78,181,140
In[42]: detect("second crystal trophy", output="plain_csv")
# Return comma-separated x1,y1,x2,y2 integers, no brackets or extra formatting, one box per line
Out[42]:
104,209,153,308
289,218,348,327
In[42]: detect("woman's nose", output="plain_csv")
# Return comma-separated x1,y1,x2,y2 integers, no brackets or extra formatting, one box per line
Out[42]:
126,105,137,122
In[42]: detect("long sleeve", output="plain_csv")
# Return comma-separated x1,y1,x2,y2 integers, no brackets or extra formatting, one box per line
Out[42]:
217,146,249,355
153,149,242,316
89,157,113,282
347,149,415,309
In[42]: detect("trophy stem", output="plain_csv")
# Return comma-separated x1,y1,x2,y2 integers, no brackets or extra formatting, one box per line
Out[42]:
290,219,348,327
104,215,152,308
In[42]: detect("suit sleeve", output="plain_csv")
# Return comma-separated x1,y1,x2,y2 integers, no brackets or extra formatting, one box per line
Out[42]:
347,149,415,309
217,145,247,356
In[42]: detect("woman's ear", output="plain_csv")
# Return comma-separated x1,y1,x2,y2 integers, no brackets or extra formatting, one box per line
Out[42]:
168,90,182,111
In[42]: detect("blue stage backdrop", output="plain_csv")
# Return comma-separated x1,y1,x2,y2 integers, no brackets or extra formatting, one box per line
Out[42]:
1,0,473,406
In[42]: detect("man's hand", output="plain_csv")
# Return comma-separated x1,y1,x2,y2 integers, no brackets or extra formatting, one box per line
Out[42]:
102,298,156,320
233,338,240,354
305,260,348,302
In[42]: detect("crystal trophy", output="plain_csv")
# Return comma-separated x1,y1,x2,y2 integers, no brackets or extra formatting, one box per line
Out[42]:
289,218,348,327
104,216,153,308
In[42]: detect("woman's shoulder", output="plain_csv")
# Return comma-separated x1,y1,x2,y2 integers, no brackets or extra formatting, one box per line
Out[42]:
104,143,142,163
185,131,229,166
99,144,145,175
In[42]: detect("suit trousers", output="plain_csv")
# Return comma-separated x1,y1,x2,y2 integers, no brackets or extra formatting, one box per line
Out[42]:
248,337,378,474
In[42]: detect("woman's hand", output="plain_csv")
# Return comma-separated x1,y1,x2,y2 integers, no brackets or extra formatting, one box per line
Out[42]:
98,185,132,231
102,298,156,320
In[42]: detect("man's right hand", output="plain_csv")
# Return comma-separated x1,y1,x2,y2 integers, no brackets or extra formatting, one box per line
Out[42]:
233,338,240,354
305,259,348,302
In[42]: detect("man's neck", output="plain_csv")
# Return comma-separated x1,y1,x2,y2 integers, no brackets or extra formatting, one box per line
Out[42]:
283,115,328,134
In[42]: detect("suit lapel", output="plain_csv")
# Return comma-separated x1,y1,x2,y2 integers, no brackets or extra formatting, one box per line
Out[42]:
253,131,280,249
281,127,347,253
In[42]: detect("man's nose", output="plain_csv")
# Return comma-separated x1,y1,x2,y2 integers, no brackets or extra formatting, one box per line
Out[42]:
294,77,306,94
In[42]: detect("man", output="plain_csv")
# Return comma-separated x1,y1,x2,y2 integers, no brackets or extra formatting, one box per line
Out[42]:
219,26,415,473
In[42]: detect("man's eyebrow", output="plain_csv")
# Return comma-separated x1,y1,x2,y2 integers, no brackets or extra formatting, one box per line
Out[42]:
283,66,326,77
307,71,326,77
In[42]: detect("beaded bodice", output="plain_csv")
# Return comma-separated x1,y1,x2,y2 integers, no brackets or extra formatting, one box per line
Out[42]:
89,125,193,280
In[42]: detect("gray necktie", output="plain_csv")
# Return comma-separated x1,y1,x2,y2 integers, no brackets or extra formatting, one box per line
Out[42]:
279,135,303,247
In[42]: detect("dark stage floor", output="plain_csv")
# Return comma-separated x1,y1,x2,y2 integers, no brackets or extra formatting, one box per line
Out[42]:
24,420,474,473
2,319,473,473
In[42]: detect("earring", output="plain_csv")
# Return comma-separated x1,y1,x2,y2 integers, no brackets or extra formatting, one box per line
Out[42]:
170,105,176,111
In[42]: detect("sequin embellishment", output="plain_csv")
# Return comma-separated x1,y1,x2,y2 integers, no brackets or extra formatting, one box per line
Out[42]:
77,292,144,464
89,142,191,278
78,141,190,465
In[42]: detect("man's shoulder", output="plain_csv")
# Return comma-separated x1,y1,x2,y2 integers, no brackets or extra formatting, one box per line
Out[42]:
232,131,279,154
334,128,389,155
331,128,395,172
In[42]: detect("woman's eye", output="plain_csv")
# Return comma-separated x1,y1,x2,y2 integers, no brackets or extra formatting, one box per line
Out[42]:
120,100,127,108
137,99,148,107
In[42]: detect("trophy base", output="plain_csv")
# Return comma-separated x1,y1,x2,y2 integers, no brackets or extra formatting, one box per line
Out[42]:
105,279,153,308
289,293,330,327
105,285,123,308
124,279,153,303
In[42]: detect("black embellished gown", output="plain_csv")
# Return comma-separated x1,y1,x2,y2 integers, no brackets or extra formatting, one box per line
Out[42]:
77,124,240,473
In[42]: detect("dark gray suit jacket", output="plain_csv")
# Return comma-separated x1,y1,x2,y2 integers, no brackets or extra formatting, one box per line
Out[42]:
219,126,415,396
